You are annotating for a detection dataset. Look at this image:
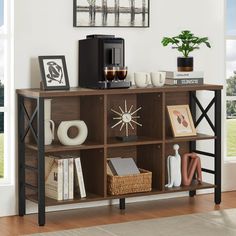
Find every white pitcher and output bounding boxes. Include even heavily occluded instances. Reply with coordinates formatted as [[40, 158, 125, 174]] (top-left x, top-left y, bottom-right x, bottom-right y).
[[44, 99, 55, 145], [44, 119, 55, 145]]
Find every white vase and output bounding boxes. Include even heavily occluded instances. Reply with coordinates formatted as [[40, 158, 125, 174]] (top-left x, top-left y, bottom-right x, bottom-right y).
[[44, 99, 55, 145], [44, 99, 52, 120], [44, 119, 55, 145], [57, 120, 88, 146]]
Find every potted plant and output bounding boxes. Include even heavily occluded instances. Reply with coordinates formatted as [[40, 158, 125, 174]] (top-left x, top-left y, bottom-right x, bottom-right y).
[[161, 30, 211, 72]]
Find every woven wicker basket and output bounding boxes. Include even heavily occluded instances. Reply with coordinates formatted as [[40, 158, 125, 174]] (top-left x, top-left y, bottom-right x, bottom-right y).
[[107, 169, 152, 195]]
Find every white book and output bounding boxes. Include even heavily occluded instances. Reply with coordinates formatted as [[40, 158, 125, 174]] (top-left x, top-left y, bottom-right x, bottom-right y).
[[165, 78, 204, 85], [74, 157, 86, 198], [68, 158, 74, 200], [63, 159, 69, 200], [45, 156, 63, 201], [164, 71, 204, 79]]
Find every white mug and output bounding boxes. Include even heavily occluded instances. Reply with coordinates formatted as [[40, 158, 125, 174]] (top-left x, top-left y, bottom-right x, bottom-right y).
[[151, 72, 166, 87], [134, 72, 150, 88]]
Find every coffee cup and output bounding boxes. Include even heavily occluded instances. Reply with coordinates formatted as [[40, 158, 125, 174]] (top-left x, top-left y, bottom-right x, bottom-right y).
[[151, 72, 166, 87], [134, 72, 150, 88]]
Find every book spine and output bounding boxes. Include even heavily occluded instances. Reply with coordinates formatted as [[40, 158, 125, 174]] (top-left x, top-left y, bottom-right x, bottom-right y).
[[165, 78, 204, 85], [63, 159, 69, 200], [166, 72, 204, 79], [75, 158, 86, 198], [68, 158, 74, 200], [107, 160, 118, 175], [57, 159, 63, 201]]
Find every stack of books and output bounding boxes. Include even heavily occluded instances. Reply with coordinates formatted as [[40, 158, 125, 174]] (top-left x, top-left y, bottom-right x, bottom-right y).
[[164, 71, 204, 85], [45, 155, 86, 201]]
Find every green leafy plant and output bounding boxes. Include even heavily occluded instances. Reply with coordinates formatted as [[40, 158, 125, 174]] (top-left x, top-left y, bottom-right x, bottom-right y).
[[161, 30, 211, 58]]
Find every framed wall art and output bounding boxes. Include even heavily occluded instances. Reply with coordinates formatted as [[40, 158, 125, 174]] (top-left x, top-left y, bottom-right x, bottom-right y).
[[38, 55, 70, 90], [73, 0, 150, 27], [167, 105, 197, 137]]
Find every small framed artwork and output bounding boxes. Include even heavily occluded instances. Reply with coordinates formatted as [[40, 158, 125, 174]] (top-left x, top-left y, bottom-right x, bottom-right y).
[[73, 0, 150, 28], [167, 105, 197, 137], [38, 55, 70, 90]]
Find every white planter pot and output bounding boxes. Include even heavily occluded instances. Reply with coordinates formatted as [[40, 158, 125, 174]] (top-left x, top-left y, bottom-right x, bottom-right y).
[[57, 120, 88, 146]]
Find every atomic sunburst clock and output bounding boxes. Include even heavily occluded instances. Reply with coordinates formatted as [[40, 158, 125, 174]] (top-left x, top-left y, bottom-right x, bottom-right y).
[[111, 100, 142, 141]]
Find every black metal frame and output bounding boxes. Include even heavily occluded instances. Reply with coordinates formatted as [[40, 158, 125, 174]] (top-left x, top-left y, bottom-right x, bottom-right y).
[[17, 88, 221, 226], [189, 90, 221, 204], [18, 95, 45, 226]]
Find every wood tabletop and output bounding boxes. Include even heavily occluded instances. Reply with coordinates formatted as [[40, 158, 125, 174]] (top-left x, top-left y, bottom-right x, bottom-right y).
[[16, 84, 223, 98]]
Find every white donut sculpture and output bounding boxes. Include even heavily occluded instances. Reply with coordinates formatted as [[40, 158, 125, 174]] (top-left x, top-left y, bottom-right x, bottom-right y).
[[57, 120, 88, 146]]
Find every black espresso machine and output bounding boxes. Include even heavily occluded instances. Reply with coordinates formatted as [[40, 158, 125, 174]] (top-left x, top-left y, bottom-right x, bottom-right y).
[[79, 35, 131, 89]]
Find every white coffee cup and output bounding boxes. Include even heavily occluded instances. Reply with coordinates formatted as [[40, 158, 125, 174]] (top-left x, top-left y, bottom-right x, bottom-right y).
[[134, 72, 150, 88], [151, 72, 166, 87]]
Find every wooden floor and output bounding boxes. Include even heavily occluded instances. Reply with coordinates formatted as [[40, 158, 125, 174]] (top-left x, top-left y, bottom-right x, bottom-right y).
[[1, 191, 236, 236]]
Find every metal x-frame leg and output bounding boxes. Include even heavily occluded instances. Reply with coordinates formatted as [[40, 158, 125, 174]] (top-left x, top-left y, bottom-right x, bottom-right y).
[[189, 90, 221, 204], [18, 95, 45, 226]]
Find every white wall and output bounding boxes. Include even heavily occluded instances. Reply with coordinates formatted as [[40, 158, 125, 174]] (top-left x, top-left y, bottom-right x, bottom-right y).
[[10, 0, 226, 216], [14, 0, 225, 88]]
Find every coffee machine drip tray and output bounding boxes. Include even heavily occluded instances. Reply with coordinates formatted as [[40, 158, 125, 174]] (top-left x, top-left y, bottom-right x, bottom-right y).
[[98, 81, 132, 89]]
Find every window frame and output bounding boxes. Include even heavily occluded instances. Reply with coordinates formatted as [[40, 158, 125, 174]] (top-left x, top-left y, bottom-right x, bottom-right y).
[[0, 0, 14, 184], [225, 32, 236, 161]]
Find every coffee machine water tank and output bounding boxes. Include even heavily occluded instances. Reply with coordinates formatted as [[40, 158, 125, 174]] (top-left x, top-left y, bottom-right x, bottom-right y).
[[79, 35, 131, 89]]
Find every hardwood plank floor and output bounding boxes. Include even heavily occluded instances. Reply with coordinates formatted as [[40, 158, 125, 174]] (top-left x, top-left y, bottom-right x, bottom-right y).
[[1, 191, 236, 236]]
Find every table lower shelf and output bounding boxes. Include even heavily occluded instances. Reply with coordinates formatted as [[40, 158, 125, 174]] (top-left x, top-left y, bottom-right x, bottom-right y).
[[26, 182, 215, 207]]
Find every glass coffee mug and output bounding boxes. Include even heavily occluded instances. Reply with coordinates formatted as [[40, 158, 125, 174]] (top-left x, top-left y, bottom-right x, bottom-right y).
[[104, 66, 116, 81], [116, 66, 128, 80]]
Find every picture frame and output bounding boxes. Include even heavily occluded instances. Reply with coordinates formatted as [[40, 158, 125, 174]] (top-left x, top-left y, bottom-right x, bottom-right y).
[[73, 0, 150, 28], [38, 55, 70, 90], [167, 105, 197, 137]]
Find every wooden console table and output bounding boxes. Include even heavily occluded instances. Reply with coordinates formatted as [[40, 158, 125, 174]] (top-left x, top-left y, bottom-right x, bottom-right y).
[[17, 84, 222, 226]]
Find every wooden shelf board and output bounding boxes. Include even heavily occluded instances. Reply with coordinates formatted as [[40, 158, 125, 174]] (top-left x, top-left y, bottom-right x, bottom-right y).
[[16, 84, 223, 98], [165, 133, 216, 143], [27, 193, 105, 206], [107, 136, 163, 148], [164, 182, 216, 193], [27, 190, 163, 206], [26, 141, 104, 153], [26, 182, 215, 207]]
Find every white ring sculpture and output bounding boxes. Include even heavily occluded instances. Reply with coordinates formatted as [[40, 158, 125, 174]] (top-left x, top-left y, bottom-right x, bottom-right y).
[[57, 120, 88, 146]]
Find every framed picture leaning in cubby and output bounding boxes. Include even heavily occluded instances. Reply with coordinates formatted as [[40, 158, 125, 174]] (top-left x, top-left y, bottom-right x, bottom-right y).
[[38, 55, 70, 90], [167, 105, 197, 137]]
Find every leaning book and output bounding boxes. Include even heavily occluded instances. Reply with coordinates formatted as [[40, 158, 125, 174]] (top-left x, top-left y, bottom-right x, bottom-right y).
[[74, 157, 86, 198], [45, 156, 63, 201]]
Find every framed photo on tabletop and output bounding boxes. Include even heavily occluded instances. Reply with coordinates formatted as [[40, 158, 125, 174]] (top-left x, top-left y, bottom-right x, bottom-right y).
[[167, 105, 197, 137], [38, 55, 70, 90]]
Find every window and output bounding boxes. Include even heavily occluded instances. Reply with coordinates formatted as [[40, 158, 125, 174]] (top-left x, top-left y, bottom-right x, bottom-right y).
[[0, 0, 12, 181], [226, 0, 236, 159], [0, 0, 5, 178]]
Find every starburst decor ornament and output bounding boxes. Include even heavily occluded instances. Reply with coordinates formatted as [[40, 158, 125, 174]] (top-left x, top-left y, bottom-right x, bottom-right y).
[[111, 100, 142, 141]]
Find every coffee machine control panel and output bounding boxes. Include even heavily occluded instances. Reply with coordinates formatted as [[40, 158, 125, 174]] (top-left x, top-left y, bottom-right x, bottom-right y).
[[104, 41, 124, 67]]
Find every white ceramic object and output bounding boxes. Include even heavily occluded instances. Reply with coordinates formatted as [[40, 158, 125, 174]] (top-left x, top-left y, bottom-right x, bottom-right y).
[[134, 72, 150, 88], [165, 144, 182, 188], [57, 120, 88, 146], [44, 99, 55, 145], [44, 119, 55, 145], [151, 72, 166, 87], [44, 99, 52, 120]]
